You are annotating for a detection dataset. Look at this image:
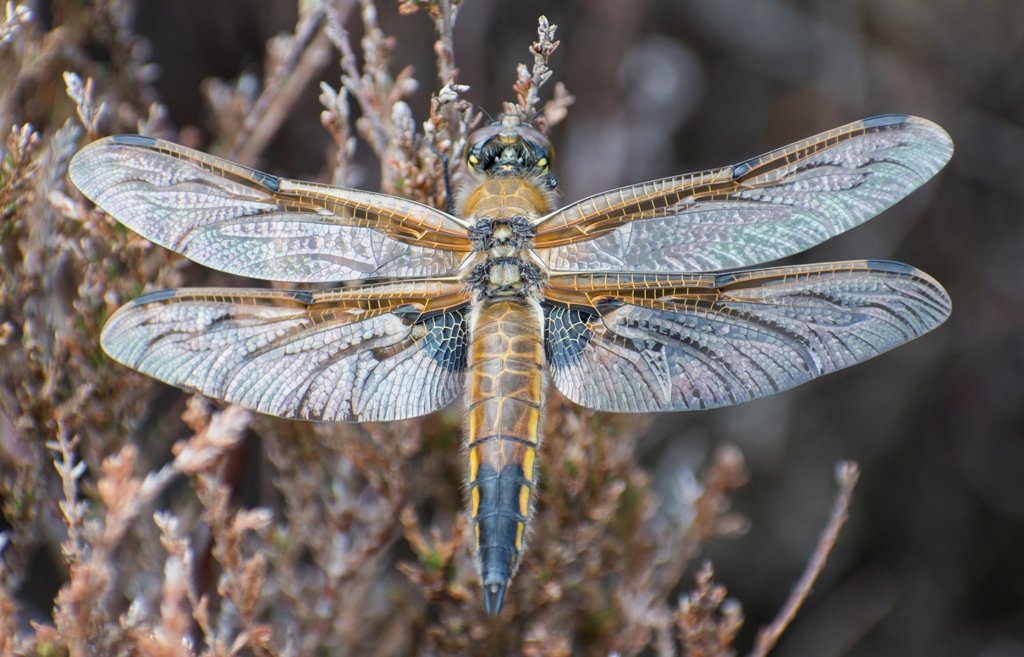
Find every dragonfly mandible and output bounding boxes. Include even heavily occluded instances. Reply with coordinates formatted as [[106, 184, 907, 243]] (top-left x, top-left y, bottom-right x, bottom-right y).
[[69, 113, 953, 615]]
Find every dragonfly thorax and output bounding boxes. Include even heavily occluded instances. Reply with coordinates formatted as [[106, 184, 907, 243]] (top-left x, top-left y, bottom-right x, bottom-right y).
[[466, 256, 543, 298], [469, 216, 536, 253], [465, 216, 544, 297]]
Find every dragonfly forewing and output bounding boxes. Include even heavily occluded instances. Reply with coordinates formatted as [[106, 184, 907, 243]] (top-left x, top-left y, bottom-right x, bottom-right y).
[[534, 115, 953, 273], [69, 135, 472, 282]]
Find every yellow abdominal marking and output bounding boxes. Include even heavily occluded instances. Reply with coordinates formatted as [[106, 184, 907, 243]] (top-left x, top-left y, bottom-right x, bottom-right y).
[[515, 522, 524, 551], [525, 409, 540, 443], [518, 484, 530, 518], [522, 448, 535, 481]]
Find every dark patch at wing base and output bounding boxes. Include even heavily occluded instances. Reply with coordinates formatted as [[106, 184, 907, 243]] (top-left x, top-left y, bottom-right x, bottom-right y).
[[544, 305, 597, 369], [421, 309, 469, 372]]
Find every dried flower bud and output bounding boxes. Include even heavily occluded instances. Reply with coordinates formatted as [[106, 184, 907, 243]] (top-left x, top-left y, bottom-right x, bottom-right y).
[[0, 2, 31, 46], [63, 71, 106, 136]]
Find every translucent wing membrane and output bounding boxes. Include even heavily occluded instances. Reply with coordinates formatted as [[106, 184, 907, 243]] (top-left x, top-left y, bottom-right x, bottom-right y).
[[100, 279, 471, 421], [535, 115, 953, 273], [69, 135, 471, 282], [544, 261, 951, 412]]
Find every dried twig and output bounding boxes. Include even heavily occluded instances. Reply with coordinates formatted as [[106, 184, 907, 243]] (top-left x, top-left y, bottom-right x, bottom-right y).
[[505, 16, 565, 126], [47, 425, 86, 565], [231, 4, 340, 166], [747, 461, 861, 657], [319, 79, 357, 186], [63, 72, 106, 140], [399, 0, 463, 87], [324, 0, 420, 194], [0, 123, 39, 224], [677, 562, 744, 657], [0, 2, 31, 46]]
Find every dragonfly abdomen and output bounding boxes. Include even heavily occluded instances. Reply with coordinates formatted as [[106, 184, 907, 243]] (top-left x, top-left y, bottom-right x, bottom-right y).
[[466, 298, 545, 616]]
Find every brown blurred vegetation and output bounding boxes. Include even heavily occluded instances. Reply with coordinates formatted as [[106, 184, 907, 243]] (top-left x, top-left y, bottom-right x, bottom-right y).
[[1, 1, 1022, 656]]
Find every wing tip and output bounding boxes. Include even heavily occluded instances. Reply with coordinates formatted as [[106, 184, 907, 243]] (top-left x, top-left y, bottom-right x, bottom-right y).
[[73, 134, 283, 192], [863, 258, 945, 289], [864, 114, 954, 163], [130, 288, 181, 304], [865, 258, 953, 323], [69, 135, 158, 200], [99, 288, 181, 363], [731, 114, 954, 181]]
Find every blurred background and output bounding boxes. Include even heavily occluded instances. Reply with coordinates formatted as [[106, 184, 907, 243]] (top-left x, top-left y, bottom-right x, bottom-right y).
[[6, 0, 1024, 655]]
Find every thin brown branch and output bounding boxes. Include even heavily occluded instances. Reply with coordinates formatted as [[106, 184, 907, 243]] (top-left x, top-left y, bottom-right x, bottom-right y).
[[747, 461, 861, 657], [431, 0, 460, 88], [233, 28, 333, 167], [47, 425, 86, 564], [229, 2, 345, 166]]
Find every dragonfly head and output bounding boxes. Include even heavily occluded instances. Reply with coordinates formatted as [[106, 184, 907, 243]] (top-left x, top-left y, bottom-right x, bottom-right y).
[[465, 115, 553, 182]]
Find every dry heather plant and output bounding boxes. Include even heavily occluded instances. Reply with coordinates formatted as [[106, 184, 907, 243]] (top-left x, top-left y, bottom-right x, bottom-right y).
[[0, 1, 858, 655]]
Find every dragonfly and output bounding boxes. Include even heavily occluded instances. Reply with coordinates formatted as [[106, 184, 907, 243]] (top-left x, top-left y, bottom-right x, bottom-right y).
[[69, 113, 953, 615]]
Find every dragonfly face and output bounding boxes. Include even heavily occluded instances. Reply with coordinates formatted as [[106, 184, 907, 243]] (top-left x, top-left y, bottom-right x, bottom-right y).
[[69, 113, 954, 616], [464, 114, 553, 179]]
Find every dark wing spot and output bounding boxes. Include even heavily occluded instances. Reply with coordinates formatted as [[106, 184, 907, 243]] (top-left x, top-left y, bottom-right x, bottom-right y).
[[865, 259, 916, 275], [545, 305, 597, 368], [111, 134, 158, 146], [251, 170, 281, 192], [862, 114, 910, 129], [420, 309, 468, 372]]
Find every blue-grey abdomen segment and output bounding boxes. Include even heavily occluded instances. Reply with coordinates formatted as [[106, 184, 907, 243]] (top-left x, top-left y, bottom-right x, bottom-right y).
[[474, 461, 532, 615]]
